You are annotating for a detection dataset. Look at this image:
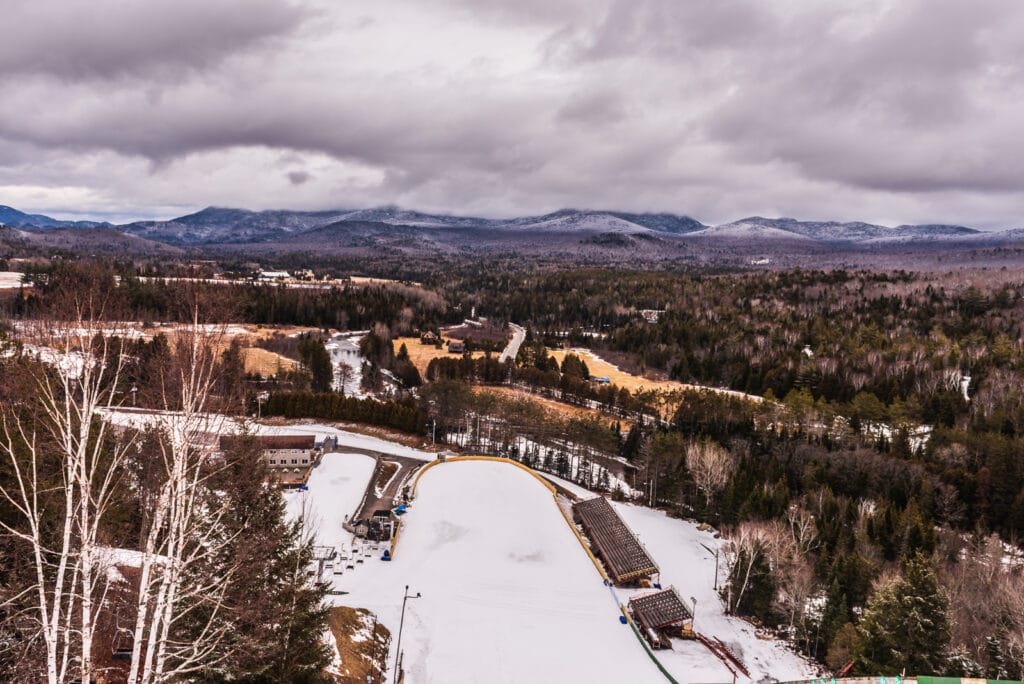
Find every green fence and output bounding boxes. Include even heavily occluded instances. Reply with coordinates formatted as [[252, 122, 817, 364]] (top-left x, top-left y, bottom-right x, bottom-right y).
[[785, 677, 1024, 684]]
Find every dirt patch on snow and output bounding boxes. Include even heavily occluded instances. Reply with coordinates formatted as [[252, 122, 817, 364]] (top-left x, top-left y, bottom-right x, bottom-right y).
[[327, 606, 391, 683]]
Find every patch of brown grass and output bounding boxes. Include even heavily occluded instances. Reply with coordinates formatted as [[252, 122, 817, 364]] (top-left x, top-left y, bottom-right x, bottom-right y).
[[240, 346, 296, 376], [474, 386, 632, 428], [327, 606, 391, 684], [393, 336, 487, 376]]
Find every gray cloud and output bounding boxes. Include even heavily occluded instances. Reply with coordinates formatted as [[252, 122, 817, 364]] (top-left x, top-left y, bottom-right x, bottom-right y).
[[0, 0, 307, 81], [1, 0, 1024, 228]]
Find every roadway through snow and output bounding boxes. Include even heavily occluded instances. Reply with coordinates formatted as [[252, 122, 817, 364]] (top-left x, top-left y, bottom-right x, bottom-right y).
[[498, 322, 526, 363]]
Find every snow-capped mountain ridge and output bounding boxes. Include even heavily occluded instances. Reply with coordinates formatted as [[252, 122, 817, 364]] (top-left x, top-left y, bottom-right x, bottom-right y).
[[0, 202, 1012, 247], [0, 205, 111, 229], [710, 216, 980, 243]]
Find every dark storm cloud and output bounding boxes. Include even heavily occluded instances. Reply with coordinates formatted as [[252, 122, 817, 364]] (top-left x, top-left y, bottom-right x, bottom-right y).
[[557, 90, 628, 126], [0, 0, 307, 80], [2, 0, 1024, 227]]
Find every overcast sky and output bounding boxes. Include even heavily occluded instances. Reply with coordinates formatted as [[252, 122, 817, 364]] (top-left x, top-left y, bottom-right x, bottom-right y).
[[3, 0, 1024, 227]]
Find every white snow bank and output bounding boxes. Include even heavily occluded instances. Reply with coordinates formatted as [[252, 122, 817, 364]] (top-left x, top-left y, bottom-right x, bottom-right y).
[[540, 472, 600, 500], [96, 410, 434, 462], [329, 460, 665, 684], [0, 271, 24, 289], [95, 546, 171, 569], [98, 408, 235, 435], [262, 423, 433, 461]]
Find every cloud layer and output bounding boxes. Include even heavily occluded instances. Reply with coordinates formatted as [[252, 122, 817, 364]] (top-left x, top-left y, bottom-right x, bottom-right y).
[[2, 0, 1024, 227]]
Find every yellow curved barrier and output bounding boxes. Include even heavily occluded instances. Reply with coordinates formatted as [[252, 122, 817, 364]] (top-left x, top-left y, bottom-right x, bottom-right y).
[[398, 455, 609, 581]]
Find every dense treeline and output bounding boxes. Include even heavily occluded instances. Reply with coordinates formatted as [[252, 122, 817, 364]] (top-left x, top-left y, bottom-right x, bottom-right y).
[[262, 392, 426, 434], [423, 346, 658, 420], [7, 262, 457, 331], [627, 388, 1024, 676]]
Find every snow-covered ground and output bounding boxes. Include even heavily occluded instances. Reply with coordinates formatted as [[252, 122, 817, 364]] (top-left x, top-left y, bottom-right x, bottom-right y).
[[612, 502, 821, 683], [97, 409, 435, 462], [318, 460, 665, 684], [488, 434, 638, 496], [325, 332, 367, 397], [0, 271, 24, 289], [285, 452, 377, 548], [262, 423, 434, 461], [97, 408, 237, 435], [540, 472, 600, 500]]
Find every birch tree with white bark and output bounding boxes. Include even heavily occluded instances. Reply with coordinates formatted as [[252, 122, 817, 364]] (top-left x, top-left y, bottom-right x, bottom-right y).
[[126, 318, 241, 683], [0, 299, 136, 683], [685, 438, 735, 513], [0, 296, 243, 683]]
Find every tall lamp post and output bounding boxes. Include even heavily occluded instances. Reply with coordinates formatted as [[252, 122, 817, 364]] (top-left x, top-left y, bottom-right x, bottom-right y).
[[393, 585, 420, 683], [700, 542, 720, 591]]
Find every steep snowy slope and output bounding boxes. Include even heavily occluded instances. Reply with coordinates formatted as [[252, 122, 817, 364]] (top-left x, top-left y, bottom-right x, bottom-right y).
[[324, 460, 664, 683]]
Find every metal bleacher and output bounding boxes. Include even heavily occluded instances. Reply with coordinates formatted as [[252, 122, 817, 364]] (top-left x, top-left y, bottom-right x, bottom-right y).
[[629, 586, 692, 630], [573, 496, 658, 585]]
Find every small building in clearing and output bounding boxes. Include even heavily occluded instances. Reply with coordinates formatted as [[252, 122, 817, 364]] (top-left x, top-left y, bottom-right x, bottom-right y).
[[218, 434, 331, 488], [447, 339, 466, 354]]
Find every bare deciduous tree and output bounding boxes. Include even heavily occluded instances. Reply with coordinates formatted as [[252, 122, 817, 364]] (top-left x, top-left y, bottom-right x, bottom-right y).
[[1, 302, 245, 684], [334, 361, 354, 397], [685, 438, 735, 512], [128, 317, 242, 684], [722, 522, 769, 614], [1, 306, 136, 684]]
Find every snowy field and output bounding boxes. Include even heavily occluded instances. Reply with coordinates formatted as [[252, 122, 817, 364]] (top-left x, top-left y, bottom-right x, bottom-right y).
[[325, 332, 366, 397], [323, 460, 665, 684], [285, 452, 376, 548], [612, 502, 821, 683], [0, 271, 24, 289]]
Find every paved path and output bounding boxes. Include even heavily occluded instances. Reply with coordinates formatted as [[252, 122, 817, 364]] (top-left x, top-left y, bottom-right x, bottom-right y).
[[346, 449, 428, 520], [498, 322, 526, 363]]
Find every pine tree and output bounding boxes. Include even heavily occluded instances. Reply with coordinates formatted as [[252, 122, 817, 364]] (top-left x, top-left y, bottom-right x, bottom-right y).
[[197, 433, 331, 683], [855, 554, 951, 676], [826, 622, 859, 672]]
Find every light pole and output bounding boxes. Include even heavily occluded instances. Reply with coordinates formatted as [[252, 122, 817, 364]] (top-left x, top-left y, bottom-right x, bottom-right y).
[[393, 585, 420, 683], [700, 542, 719, 591]]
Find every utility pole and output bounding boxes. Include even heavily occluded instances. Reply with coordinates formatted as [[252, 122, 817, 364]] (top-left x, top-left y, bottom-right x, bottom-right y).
[[393, 585, 420, 683], [700, 542, 719, 591], [256, 390, 269, 419]]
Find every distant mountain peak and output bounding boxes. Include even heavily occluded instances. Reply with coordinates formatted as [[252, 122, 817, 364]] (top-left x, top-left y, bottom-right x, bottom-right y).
[[0, 204, 111, 229]]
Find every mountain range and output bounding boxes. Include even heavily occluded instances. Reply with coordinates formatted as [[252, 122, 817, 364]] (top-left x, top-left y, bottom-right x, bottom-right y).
[[1, 204, 1016, 256], [0, 205, 112, 229]]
